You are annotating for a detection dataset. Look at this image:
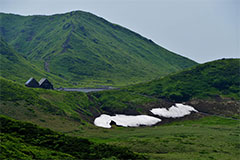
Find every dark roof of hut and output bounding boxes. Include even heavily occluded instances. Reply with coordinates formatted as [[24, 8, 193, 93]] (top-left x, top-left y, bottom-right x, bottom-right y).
[[25, 77, 39, 88], [39, 78, 53, 89], [39, 78, 48, 85], [25, 77, 33, 85], [25, 77, 38, 85]]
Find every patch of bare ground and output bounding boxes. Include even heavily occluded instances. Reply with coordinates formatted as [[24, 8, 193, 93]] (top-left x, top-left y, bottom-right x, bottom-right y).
[[186, 98, 240, 118], [132, 97, 239, 125]]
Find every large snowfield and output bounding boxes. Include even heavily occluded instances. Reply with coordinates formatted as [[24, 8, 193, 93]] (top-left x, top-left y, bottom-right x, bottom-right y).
[[150, 103, 198, 118], [94, 114, 161, 128], [94, 103, 198, 128]]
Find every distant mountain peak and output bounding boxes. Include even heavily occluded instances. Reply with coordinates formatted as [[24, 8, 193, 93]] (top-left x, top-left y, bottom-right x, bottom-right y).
[[0, 11, 197, 87]]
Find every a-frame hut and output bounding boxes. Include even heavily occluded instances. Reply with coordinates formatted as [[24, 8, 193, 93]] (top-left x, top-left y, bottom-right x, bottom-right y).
[[25, 77, 39, 88], [39, 78, 53, 89]]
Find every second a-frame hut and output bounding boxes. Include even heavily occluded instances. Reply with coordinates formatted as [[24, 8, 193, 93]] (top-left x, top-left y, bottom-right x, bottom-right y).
[[39, 78, 53, 89], [25, 77, 39, 88]]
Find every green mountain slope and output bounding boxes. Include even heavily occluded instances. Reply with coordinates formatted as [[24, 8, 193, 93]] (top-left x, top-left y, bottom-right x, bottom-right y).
[[0, 38, 69, 86], [0, 115, 142, 159], [1, 59, 239, 130], [92, 59, 240, 115], [0, 38, 41, 82], [0, 59, 239, 160], [0, 11, 197, 86], [127, 58, 240, 101], [0, 77, 100, 132]]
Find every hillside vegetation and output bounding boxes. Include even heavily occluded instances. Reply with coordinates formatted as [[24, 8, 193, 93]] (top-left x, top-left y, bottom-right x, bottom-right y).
[[0, 37, 69, 86], [127, 58, 240, 101], [0, 11, 197, 86], [1, 59, 239, 131], [0, 59, 239, 160], [0, 115, 142, 159], [78, 116, 240, 160], [1, 76, 239, 160], [0, 77, 100, 132], [92, 59, 240, 115], [0, 10, 239, 160], [1, 59, 239, 126]]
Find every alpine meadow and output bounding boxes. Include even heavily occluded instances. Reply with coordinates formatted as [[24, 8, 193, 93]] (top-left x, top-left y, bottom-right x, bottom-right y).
[[0, 9, 239, 160]]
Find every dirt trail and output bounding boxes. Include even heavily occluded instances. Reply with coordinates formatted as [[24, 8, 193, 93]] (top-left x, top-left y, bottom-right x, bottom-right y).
[[44, 61, 50, 72]]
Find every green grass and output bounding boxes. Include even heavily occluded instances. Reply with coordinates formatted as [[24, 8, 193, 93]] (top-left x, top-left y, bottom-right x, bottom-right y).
[[0, 77, 99, 132], [93, 59, 240, 110], [0, 133, 75, 160], [126, 59, 240, 101], [0, 37, 71, 87], [0, 77, 155, 127], [0, 115, 143, 159], [0, 77, 93, 116], [0, 11, 197, 87], [71, 116, 240, 160], [86, 59, 240, 117], [1, 59, 239, 128], [92, 89, 156, 114], [0, 58, 239, 159]]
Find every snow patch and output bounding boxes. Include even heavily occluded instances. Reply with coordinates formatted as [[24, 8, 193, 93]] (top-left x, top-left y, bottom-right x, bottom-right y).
[[150, 103, 198, 118], [94, 114, 161, 128]]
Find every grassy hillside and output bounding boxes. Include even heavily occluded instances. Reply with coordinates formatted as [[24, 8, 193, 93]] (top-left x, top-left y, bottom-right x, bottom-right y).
[[127, 58, 240, 101], [1, 77, 239, 160], [0, 59, 239, 160], [91, 59, 240, 115], [0, 77, 101, 132], [0, 11, 197, 86], [0, 76, 155, 131], [1, 113, 239, 160], [1, 59, 239, 127], [0, 37, 71, 86], [0, 115, 142, 159], [0, 37, 42, 82], [77, 116, 240, 160]]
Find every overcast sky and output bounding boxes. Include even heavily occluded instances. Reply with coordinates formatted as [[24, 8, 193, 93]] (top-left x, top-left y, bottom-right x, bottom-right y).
[[1, 0, 239, 63]]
